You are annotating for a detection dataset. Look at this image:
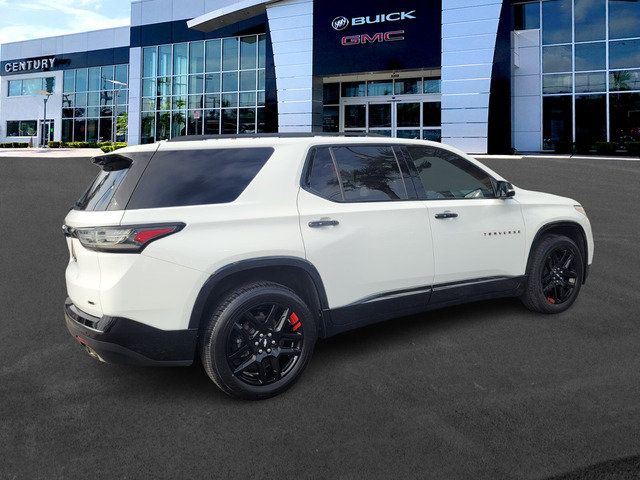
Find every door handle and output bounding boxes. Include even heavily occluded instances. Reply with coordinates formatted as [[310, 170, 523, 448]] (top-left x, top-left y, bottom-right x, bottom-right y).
[[308, 219, 339, 228], [434, 212, 458, 219]]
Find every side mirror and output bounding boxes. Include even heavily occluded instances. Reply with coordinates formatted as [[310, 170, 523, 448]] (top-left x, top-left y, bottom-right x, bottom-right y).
[[496, 180, 515, 198]]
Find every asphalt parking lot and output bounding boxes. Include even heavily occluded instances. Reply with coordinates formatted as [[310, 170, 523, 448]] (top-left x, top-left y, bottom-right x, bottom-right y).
[[1, 153, 639, 479]]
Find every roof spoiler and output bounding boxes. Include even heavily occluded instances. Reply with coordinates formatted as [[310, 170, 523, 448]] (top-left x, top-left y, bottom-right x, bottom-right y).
[[92, 153, 132, 171]]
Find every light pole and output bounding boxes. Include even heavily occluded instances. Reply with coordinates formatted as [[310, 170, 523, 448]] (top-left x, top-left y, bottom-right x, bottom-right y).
[[38, 90, 53, 147], [106, 79, 128, 142]]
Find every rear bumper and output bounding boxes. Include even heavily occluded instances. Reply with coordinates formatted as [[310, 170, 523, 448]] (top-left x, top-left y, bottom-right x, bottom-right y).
[[64, 298, 197, 366]]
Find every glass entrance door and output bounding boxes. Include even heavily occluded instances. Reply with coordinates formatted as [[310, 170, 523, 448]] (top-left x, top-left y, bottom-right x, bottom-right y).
[[341, 96, 441, 140], [40, 120, 54, 146]]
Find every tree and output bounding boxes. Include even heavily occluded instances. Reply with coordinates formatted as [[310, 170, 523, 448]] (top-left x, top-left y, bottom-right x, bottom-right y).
[[116, 112, 128, 137]]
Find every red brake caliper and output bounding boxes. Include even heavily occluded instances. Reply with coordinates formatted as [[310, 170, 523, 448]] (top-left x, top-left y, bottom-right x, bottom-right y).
[[289, 312, 302, 331], [547, 296, 556, 304]]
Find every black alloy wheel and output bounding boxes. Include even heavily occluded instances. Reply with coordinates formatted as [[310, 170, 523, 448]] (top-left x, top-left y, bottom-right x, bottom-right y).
[[521, 234, 584, 314], [541, 246, 579, 305], [200, 281, 317, 399], [226, 303, 304, 386]]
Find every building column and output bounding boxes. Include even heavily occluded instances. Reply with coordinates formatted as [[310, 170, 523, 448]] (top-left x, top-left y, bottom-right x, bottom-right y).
[[127, 47, 142, 145], [266, 0, 321, 132], [441, 0, 502, 154]]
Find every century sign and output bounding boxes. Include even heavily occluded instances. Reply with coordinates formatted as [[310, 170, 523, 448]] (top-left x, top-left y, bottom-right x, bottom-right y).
[[4, 57, 57, 73]]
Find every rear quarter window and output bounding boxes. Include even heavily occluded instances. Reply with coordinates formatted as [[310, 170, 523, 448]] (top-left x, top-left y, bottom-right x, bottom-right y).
[[126, 147, 273, 209]]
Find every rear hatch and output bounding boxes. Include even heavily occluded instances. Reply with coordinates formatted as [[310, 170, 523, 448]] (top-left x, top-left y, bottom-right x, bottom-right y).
[[63, 146, 158, 317]]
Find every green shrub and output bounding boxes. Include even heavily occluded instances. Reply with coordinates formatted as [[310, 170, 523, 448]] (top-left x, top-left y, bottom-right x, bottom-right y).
[[595, 142, 617, 155], [48, 141, 61, 148], [625, 142, 640, 157], [100, 142, 127, 153]]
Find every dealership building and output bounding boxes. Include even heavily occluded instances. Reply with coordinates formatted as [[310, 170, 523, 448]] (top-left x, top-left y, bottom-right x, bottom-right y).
[[1, 0, 640, 153]]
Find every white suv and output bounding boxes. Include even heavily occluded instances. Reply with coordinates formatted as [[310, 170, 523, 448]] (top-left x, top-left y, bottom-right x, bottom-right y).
[[63, 135, 593, 399]]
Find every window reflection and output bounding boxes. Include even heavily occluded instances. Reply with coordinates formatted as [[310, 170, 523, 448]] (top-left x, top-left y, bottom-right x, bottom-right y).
[[609, 0, 640, 40], [574, 0, 605, 41], [610, 39, 640, 70], [575, 42, 606, 71], [542, 0, 572, 44]]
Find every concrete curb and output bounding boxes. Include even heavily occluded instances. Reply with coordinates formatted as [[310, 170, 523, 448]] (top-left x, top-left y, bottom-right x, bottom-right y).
[[475, 154, 640, 162]]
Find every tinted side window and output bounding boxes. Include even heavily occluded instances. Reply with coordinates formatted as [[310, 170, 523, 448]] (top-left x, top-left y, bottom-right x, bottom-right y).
[[127, 147, 273, 209], [331, 145, 408, 202], [405, 146, 495, 199], [305, 147, 342, 201]]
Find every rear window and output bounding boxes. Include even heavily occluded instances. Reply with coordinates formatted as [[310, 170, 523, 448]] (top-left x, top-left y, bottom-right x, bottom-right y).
[[74, 151, 155, 211], [126, 147, 273, 209]]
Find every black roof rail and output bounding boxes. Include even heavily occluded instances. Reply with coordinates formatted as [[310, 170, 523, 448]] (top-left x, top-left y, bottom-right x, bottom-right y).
[[167, 132, 385, 142]]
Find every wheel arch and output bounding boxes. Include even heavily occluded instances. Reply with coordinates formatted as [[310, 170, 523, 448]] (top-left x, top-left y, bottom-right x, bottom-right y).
[[189, 257, 331, 337], [527, 221, 589, 283]]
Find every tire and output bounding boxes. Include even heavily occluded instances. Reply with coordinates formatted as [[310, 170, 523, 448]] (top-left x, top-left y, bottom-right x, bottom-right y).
[[520, 234, 584, 314], [199, 281, 317, 400]]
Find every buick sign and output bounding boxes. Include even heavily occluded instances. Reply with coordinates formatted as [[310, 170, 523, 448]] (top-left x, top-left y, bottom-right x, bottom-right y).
[[332, 16, 349, 30]]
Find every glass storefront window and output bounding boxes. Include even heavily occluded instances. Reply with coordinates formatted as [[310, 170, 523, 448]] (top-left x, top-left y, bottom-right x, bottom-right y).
[[158, 45, 172, 77], [141, 34, 267, 142], [543, 95, 573, 149], [610, 39, 640, 70], [394, 78, 421, 95], [323, 83, 340, 104], [240, 70, 256, 91], [342, 82, 366, 97], [543, 74, 573, 94], [542, 0, 572, 44], [514, 2, 540, 30], [258, 36, 266, 69], [61, 64, 128, 142], [610, 92, 640, 142], [8, 80, 22, 96], [143, 47, 156, 78], [75, 68, 88, 92], [424, 78, 441, 93], [88, 67, 101, 91], [575, 42, 606, 71], [609, 0, 640, 40], [240, 36, 257, 70], [221, 108, 237, 133], [367, 80, 393, 96], [189, 41, 204, 74], [543, 45, 572, 73], [222, 38, 239, 71], [222, 72, 238, 92], [575, 72, 606, 92], [173, 43, 188, 76], [115, 64, 128, 85], [206, 39, 221, 72], [423, 102, 441, 126], [574, 0, 605, 42], [575, 94, 607, 144], [323, 106, 339, 132], [63, 70, 75, 93], [610, 70, 640, 91], [344, 104, 366, 128], [204, 109, 220, 134], [397, 103, 420, 127]]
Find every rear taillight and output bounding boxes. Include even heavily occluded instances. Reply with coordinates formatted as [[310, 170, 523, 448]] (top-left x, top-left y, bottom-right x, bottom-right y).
[[69, 223, 185, 253]]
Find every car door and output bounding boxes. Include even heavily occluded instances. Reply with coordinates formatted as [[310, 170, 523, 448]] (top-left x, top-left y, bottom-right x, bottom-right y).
[[401, 145, 526, 300], [297, 144, 434, 328]]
